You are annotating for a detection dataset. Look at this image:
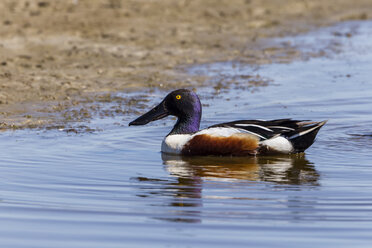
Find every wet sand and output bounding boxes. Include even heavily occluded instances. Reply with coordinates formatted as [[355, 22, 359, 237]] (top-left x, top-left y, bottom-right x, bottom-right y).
[[0, 0, 371, 129]]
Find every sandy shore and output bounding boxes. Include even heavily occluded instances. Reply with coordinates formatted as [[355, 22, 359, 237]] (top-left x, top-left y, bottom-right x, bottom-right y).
[[0, 0, 371, 129]]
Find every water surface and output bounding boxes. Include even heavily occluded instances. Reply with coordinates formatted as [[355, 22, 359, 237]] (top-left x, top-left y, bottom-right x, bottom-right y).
[[1, 21, 372, 247]]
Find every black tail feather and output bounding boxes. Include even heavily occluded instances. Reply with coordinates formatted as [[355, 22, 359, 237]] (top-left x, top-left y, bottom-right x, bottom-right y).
[[286, 121, 327, 152]]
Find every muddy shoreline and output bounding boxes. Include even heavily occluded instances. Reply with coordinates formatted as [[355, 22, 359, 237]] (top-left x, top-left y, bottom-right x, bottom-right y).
[[0, 0, 371, 130]]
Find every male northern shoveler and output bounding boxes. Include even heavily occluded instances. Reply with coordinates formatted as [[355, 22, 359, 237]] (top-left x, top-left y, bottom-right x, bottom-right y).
[[129, 89, 326, 156]]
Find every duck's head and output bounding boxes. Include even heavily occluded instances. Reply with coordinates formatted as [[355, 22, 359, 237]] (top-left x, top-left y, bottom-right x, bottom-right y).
[[129, 89, 202, 134]]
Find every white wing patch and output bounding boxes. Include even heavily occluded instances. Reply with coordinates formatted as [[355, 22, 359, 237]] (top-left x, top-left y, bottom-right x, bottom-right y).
[[197, 127, 267, 139], [234, 128, 267, 139], [195, 127, 242, 137], [234, 124, 273, 132], [268, 126, 295, 131]]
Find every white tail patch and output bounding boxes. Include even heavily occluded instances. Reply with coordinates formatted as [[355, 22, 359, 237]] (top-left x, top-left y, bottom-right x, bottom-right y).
[[260, 136, 294, 154]]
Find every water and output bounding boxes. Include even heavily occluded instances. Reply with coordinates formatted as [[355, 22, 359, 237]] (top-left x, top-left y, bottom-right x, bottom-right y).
[[1, 21, 372, 247]]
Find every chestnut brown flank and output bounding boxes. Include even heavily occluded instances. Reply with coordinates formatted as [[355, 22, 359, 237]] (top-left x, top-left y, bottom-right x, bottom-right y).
[[182, 133, 259, 156]]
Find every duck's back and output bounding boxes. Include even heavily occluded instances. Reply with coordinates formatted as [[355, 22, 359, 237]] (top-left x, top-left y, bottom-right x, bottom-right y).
[[161, 119, 326, 156]]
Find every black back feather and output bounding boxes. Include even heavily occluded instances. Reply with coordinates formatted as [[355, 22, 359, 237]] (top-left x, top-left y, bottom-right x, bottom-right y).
[[209, 119, 326, 152], [209, 119, 307, 140]]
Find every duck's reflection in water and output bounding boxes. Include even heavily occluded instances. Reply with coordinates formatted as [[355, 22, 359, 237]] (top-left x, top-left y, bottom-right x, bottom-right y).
[[135, 154, 319, 223], [163, 153, 319, 185]]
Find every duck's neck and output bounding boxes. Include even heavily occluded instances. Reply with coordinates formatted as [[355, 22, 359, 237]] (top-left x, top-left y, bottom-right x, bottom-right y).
[[169, 114, 201, 135]]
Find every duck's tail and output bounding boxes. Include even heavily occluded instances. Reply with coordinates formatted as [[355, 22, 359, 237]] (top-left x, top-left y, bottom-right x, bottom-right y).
[[285, 120, 327, 153]]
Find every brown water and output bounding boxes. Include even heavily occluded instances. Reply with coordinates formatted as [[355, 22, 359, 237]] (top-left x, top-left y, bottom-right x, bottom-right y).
[[0, 21, 372, 247]]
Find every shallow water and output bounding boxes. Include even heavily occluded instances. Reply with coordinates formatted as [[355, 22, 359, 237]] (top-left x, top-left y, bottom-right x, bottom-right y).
[[1, 21, 372, 247]]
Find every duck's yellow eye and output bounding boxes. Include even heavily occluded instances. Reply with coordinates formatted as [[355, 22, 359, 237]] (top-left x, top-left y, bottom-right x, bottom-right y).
[[176, 95, 181, 100]]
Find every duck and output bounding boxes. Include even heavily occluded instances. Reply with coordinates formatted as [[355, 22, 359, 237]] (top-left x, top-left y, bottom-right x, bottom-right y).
[[129, 89, 326, 156]]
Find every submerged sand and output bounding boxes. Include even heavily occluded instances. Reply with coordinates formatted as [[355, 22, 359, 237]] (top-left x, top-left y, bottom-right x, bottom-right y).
[[0, 0, 371, 129]]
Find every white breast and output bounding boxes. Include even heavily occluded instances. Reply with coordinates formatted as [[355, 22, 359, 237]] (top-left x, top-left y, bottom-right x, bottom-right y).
[[161, 134, 192, 155]]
